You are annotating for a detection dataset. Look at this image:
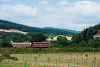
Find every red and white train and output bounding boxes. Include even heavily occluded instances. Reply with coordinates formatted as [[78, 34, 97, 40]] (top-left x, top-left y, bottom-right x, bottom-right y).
[[12, 42, 51, 48]]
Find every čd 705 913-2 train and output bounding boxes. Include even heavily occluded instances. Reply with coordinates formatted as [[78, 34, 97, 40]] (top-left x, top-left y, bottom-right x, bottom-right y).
[[12, 42, 51, 48]]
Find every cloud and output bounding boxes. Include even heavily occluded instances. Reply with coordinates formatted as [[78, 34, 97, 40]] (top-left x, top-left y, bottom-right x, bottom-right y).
[[0, 4, 39, 19], [38, 0, 49, 5], [18, 15, 96, 31], [0, 0, 13, 4], [36, 0, 100, 30], [58, 0, 68, 6], [0, 0, 100, 31], [66, 22, 95, 31], [58, 1, 100, 23], [73, 1, 100, 22]]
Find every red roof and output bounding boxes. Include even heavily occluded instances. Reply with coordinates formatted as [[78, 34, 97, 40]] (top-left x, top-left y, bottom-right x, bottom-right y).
[[94, 30, 100, 35]]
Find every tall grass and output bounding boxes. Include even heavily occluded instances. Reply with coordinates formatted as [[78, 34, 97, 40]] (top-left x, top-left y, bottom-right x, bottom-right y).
[[0, 53, 100, 67]]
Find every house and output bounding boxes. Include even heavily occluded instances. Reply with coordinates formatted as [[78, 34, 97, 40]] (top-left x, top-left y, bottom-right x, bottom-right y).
[[93, 30, 100, 40], [31, 42, 51, 48], [66, 36, 72, 41], [47, 35, 72, 41], [46, 36, 57, 41], [12, 42, 31, 48]]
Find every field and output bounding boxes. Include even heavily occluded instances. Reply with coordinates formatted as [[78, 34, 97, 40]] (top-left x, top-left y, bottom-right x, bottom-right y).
[[0, 52, 100, 67]]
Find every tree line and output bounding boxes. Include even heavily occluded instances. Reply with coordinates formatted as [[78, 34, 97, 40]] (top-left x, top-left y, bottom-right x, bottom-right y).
[[0, 24, 100, 51]]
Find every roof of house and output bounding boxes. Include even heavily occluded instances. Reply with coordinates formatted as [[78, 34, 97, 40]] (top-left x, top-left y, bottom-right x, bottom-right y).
[[94, 30, 100, 35]]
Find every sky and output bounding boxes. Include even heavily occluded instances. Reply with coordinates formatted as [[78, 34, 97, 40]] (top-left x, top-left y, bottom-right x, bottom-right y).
[[0, 0, 100, 31]]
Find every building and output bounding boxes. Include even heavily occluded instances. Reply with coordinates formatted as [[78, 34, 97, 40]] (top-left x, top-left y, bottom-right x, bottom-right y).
[[66, 36, 72, 41], [47, 35, 72, 41], [12, 42, 31, 48], [46, 36, 57, 41], [31, 42, 51, 48], [93, 30, 100, 40]]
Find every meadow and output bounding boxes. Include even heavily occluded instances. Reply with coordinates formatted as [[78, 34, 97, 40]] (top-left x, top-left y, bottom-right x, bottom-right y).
[[0, 52, 100, 67]]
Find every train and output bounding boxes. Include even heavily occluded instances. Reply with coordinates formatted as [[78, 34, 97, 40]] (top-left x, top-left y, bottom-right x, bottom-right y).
[[12, 42, 51, 48]]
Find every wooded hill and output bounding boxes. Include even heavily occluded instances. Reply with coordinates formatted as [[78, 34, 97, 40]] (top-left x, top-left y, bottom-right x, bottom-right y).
[[0, 20, 77, 35], [72, 24, 100, 43]]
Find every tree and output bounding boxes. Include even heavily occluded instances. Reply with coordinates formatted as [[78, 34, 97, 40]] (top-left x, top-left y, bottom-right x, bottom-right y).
[[29, 32, 46, 42], [0, 39, 3, 47], [79, 40, 87, 47], [88, 39, 100, 48], [57, 36, 69, 47], [72, 35, 79, 44], [0, 34, 12, 47]]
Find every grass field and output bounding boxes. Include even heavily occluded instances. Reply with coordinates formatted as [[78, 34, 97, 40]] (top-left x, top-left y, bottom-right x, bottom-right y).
[[0, 52, 100, 67]]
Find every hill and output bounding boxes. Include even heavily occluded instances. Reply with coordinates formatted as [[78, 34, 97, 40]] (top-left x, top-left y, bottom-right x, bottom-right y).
[[72, 24, 100, 43], [0, 29, 27, 35], [0, 19, 78, 35]]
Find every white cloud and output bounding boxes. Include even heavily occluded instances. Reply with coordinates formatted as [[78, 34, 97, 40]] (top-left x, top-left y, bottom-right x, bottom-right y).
[[18, 15, 96, 31], [0, 9, 8, 18], [66, 22, 95, 31], [0, 0, 100, 31], [0, 4, 39, 18], [35, 0, 100, 30], [74, 1, 100, 20], [58, 0, 68, 6], [38, 0, 48, 5], [45, 1, 100, 24]]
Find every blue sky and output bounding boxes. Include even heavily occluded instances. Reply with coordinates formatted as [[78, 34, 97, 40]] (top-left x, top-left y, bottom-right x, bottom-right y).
[[0, 0, 100, 31]]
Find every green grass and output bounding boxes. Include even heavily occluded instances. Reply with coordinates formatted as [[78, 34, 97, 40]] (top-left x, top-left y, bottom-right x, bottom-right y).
[[0, 48, 99, 54]]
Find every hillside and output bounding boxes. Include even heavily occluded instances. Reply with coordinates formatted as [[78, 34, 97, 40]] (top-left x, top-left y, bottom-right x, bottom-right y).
[[82, 24, 100, 40], [72, 24, 100, 43], [0, 19, 78, 35], [0, 29, 27, 35], [0, 20, 42, 32]]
